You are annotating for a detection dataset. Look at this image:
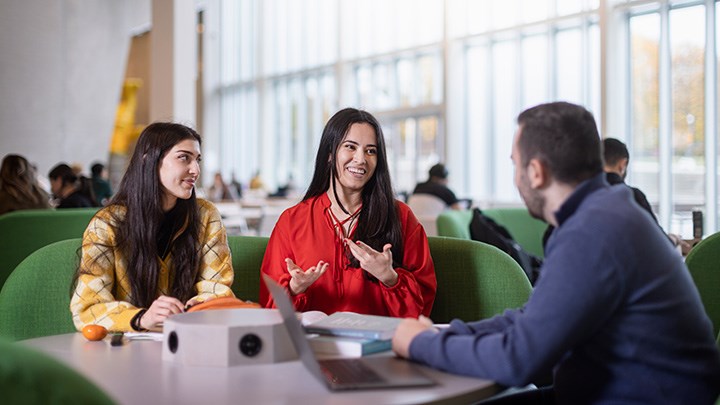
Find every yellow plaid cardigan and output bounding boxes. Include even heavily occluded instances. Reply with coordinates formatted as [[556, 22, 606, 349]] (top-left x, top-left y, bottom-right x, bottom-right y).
[[70, 199, 235, 332]]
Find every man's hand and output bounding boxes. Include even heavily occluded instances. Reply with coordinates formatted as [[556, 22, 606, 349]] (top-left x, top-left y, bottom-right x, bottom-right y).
[[345, 239, 398, 287], [392, 315, 435, 358], [287, 258, 328, 295]]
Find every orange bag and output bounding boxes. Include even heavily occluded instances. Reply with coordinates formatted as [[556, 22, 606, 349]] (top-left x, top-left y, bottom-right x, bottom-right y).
[[186, 296, 261, 312]]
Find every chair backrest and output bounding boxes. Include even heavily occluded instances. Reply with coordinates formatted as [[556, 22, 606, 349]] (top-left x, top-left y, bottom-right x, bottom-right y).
[[436, 209, 473, 239], [482, 208, 547, 258], [0, 236, 270, 341], [407, 194, 448, 237], [0, 239, 81, 341], [428, 236, 532, 323], [685, 231, 720, 338], [227, 235, 269, 302], [0, 208, 97, 290], [0, 338, 116, 404]]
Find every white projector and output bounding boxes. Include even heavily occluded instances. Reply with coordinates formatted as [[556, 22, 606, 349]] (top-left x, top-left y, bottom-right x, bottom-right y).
[[162, 308, 298, 367]]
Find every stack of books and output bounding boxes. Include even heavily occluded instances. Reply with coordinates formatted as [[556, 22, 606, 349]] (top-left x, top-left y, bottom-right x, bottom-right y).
[[303, 311, 402, 357]]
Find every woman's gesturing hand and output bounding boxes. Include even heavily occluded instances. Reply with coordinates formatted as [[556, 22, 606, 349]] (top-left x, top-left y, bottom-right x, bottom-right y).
[[344, 239, 399, 287], [286, 258, 329, 295]]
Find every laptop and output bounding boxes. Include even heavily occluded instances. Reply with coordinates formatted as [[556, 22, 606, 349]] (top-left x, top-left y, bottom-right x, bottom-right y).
[[263, 274, 436, 391]]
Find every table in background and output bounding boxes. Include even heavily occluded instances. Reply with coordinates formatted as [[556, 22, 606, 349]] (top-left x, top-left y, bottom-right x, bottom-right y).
[[24, 333, 499, 405]]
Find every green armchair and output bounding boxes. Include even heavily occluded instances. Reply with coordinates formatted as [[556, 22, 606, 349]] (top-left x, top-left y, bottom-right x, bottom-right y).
[[0, 338, 116, 404], [428, 236, 532, 323], [0, 237, 271, 341], [0, 234, 531, 342], [0, 239, 81, 341], [685, 231, 720, 337], [0, 208, 97, 290], [437, 208, 547, 258], [227, 235, 269, 302]]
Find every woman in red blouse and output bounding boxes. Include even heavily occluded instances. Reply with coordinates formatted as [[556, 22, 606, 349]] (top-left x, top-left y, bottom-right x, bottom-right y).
[[260, 108, 436, 318]]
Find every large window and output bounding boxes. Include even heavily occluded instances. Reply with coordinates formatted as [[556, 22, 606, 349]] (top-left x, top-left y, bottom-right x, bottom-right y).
[[625, 0, 718, 236], [206, 0, 720, 235], [461, 3, 600, 204]]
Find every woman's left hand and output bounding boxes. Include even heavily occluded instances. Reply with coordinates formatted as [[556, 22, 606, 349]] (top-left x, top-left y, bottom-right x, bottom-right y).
[[344, 238, 398, 287]]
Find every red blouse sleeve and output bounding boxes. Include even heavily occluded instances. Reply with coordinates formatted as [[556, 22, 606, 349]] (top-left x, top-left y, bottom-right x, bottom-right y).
[[259, 211, 311, 311], [378, 204, 437, 317]]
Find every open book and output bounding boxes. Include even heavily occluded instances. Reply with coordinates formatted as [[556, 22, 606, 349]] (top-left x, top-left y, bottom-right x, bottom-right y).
[[302, 311, 401, 340]]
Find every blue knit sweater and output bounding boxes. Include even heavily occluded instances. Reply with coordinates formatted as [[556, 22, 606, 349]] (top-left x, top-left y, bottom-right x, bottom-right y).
[[410, 173, 720, 404]]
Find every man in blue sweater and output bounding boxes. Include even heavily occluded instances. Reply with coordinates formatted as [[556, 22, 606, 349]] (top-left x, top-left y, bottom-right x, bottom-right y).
[[392, 102, 720, 404]]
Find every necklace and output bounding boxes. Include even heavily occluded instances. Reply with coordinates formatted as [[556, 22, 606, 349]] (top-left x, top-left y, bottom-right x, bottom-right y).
[[328, 205, 362, 240]]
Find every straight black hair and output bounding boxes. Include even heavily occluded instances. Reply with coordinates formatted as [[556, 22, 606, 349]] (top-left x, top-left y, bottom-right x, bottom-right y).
[[304, 108, 404, 270], [75, 122, 203, 307]]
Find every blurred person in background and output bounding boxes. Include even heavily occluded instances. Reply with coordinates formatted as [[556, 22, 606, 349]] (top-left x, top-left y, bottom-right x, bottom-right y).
[[90, 162, 113, 206], [0, 154, 51, 215], [48, 163, 96, 208]]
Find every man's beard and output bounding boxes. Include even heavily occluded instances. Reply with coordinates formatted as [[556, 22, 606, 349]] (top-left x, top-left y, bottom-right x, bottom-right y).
[[518, 176, 545, 221]]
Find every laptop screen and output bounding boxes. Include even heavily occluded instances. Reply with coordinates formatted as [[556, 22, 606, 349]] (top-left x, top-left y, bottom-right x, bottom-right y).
[[262, 274, 327, 381]]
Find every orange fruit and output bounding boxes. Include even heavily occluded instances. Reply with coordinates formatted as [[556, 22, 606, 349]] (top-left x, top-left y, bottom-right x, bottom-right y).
[[82, 324, 108, 341]]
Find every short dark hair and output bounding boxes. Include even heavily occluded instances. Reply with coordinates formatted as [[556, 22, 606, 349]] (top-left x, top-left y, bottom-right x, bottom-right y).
[[602, 138, 629, 166], [48, 163, 77, 185], [517, 102, 602, 185], [90, 163, 104, 176], [429, 163, 448, 179]]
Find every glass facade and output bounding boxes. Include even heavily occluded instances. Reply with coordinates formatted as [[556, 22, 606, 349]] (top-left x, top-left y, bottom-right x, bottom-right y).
[[206, 0, 720, 236]]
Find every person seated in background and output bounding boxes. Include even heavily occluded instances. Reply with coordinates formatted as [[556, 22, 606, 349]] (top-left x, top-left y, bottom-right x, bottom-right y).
[[249, 170, 265, 190], [268, 174, 298, 198], [412, 163, 464, 210], [208, 171, 238, 202], [90, 162, 113, 206], [48, 163, 96, 208], [0, 154, 51, 215], [603, 137, 690, 251], [70, 122, 236, 332], [230, 172, 243, 198], [393, 102, 720, 404], [260, 108, 436, 318]]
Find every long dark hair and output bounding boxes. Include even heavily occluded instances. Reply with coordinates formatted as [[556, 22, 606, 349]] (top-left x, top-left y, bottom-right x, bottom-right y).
[[304, 108, 404, 269], [0, 154, 48, 207], [86, 122, 202, 307]]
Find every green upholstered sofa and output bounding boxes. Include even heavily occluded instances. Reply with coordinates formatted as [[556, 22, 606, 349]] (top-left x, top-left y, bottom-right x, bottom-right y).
[[0, 208, 98, 291], [685, 231, 720, 338], [0, 338, 116, 405], [0, 237, 268, 341], [437, 208, 548, 258], [0, 236, 530, 341]]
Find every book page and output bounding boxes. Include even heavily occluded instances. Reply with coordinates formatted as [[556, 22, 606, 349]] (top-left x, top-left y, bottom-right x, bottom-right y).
[[300, 310, 328, 326]]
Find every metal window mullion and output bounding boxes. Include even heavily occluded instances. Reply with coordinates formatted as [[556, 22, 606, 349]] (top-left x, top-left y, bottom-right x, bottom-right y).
[[549, 26, 558, 100], [581, 16, 591, 108], [658, 1, 673, 230], [705, 0, 718, 233], [442, 0, 450, 167], [487, 42, 496, 203]]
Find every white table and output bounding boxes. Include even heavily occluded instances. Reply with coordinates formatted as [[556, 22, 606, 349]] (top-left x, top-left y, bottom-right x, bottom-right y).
[[24, 333, 500, 405]]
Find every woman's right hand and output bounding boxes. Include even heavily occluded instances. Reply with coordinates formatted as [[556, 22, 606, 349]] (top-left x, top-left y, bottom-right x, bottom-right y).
[[139, 295, 185, 330], [286, 258, 328, 295]]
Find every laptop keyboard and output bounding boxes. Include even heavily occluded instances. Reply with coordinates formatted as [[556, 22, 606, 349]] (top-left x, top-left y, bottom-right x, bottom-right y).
[[319, 359, 385, 385]]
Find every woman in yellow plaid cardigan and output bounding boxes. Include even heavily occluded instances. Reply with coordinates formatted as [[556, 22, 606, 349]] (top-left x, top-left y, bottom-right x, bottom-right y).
[[70, 123, 235, 332]]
